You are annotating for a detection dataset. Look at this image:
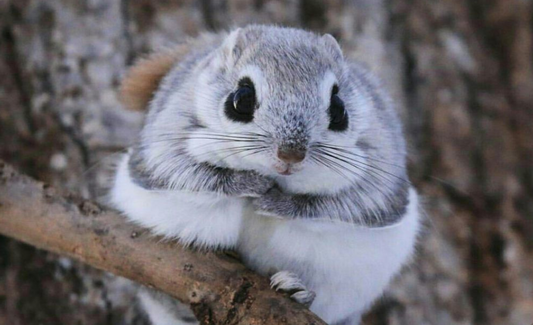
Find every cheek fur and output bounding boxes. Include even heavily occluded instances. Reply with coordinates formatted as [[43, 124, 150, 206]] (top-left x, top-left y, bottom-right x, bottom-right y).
[[276, 162, 355, 195], [224, 146, 277, 174], [186, 137, 222, 164]]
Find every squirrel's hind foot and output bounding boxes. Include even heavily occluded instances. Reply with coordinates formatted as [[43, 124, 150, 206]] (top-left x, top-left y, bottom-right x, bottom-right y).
[[270, 271, 316, 307]]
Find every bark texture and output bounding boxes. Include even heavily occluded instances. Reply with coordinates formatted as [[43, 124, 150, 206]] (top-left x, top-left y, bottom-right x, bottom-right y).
[[0, 160, 326, 325], [0, 0, 532, 324]]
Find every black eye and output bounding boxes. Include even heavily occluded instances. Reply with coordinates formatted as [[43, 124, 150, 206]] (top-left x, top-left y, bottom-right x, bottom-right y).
[[224, 78, 256, 123], [328, 85, 348, 132]]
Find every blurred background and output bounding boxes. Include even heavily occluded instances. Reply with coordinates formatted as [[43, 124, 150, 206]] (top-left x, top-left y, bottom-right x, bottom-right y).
[[1, 0, 533, 324]]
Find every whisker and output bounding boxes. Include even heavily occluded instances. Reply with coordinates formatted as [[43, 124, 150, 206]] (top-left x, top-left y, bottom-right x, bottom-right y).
[[159, 131, 267, 139], [310, 156, 349, 180], [238, 148, 269, 160], [82, 149, 129, 177], [195, 145, 268, 159], [318, 153, 407, 225], [311, 153, 390, 225], [317, 152, 393, 197], [313, 143, 405, 169], [145, 135, 266, 143], [135, 136, 267, 151], [315, 147, 411, 187], [309, 156, 365, 223], [252, 122, 272, 137], [213, 147, 268, 165]]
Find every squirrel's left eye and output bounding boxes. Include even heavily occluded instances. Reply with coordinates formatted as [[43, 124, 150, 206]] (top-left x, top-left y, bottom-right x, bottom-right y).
[[328, 85, 348, 132], [224, 78, 256, 123]]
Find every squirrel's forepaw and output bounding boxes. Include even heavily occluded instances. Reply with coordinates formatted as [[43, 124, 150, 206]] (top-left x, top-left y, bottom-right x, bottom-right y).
[[270, 271, 316, 308], [252, 189, 285, 219], [235, 171, 275, 197]]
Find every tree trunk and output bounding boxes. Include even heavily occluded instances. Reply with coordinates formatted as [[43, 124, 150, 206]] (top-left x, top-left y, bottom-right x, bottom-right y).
[[0, 0, 532, 324]]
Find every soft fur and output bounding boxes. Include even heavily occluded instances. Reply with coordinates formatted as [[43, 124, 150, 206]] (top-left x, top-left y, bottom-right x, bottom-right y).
[[120, 44, 192, 112], [111, 25, 421, 325], [239, 189, 420, 324]]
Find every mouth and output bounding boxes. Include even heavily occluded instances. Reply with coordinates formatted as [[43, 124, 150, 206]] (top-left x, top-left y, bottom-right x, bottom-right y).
[[278, 168, 293, 176], [274, 164, 300, 176]]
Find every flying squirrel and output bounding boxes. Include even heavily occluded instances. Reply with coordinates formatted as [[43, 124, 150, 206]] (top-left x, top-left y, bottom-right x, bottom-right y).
[[111, 25, 421, 325]]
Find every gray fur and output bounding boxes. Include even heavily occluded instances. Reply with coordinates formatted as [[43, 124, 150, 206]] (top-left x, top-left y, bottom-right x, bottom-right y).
[[132, 24, 409, 227], [128, 144, 274, 196], [126, 25, 413, 325], [254, 179, 409, 227]]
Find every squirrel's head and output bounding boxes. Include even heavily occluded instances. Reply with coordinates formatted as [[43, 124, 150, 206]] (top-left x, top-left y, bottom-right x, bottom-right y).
[[130, 25, 406, 195]]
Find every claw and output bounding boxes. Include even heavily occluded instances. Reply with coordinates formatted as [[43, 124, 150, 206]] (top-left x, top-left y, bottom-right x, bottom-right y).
[[270, 271, 315, 307], [291, 290, 316, 307], [271, 271, 306, 291]]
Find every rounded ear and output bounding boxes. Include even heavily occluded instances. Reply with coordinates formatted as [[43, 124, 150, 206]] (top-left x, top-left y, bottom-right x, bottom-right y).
[[221, 27, 264, 65], [321, 33, 343, 62], [221, 28, 243, 63], [120, 44, 191, 111]]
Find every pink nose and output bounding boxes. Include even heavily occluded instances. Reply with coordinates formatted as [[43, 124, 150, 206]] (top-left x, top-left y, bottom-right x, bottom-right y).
[[277, 148, 306, 164]]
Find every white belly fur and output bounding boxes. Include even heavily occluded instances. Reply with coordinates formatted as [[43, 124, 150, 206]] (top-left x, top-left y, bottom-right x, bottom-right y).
[[112, 153, 420, 324], [110, 154, 244, 249], [237, 189, 421, 324]]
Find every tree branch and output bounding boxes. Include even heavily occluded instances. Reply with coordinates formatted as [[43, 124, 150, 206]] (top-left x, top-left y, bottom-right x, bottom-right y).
[[0, 160, 326, 325]]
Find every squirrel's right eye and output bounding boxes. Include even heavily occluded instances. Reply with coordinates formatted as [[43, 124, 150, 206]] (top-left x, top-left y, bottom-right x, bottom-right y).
[[233, 86, 255, 114], [224, 78, 256, 123]]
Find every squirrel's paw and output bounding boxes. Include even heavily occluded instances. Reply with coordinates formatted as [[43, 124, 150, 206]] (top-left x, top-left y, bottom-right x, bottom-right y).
[[252, 187, 286, 218], [270, 271, 316, 307], [235, 171, 275, 198]]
